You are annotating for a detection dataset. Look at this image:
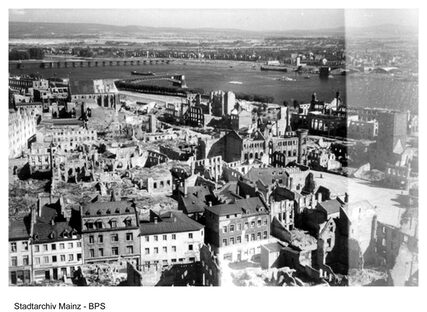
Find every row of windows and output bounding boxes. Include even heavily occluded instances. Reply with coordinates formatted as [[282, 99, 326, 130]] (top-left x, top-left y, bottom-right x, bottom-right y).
[[54, 130, 95, 136], [143, 257, 196, 267], [274, 149, 298, 157], [145, 244, 193, 255], [276, 140, 298, 147], [144, 232, 199, 242], [244, 151, 264, 160], [222, 231, 268, 246], [88, 233, 134, 243], [88, 246, 133, 258], [10, 242, 28, 252], [12, 242, 81, 253], [33, 242, 80, 252], [85, 218, 133, 230], [86, 207, 132, 216], [53, 136, 95, 143], [243, 142, 264, 149], [222, 219, 267, 233], [10, 256, 29, 266], [33, 253, 82, 265], [152, 180, 171, 189]]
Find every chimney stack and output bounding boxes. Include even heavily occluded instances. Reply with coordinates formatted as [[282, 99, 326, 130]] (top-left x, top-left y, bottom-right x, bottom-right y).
[[184, 182, 188, 197], [208, 201, 212, 207], [110, 189, 117, 202], [154, 217, 158, 224], [246, 194, 250, 199], [344, 192, 349, 203], [311, 194, 316, 208], [317, 192, 322, 203], [37, 194, 42, 217]]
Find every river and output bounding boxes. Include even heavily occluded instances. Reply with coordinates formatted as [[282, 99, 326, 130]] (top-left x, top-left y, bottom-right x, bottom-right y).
[[9, 61, 418, 113]]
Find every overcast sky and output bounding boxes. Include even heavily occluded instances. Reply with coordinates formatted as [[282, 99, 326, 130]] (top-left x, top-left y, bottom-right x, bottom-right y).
[[9, 9, 418, 31]]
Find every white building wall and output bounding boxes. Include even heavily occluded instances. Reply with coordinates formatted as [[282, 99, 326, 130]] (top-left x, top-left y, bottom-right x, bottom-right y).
[[140, 229, 204, 269], [32, 238, 83, 281]]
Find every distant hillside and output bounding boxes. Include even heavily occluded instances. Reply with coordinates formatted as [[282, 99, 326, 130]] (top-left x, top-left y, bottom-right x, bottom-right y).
[[9, 21, 139, 38], [9, 21, 417, 40], [346, 24, 418, 38], [9, 21, 261, 39]]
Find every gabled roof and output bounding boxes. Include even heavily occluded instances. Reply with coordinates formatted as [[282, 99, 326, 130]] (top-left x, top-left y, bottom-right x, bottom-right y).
[[250, 129, 266, 141], [33, 221, 79, 243], [216, 181, 241, 201], [82, 201, 135, 217], [393, 139, 404, 155], [139, 211, 204, 235], [270, 186, 298, 202], [226, 129, 243, 141], [205, 197, 268, 217]]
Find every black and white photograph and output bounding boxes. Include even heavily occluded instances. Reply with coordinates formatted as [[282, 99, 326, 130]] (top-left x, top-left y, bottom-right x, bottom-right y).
[[4, 3, 424, 312]]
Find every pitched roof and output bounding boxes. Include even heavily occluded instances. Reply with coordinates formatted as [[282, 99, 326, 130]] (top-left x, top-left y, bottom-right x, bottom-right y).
[[244, 167, 289, 187], [43, 118, 84, 127], [340, 200, 375, 223], [262, 242, 284, 253], [9, 218, 31, 240], [180, 186, 211, 214], [205, 197, 267, 217], [139, 211, 204, 235], [32, 221, 79, 243], [216, 181, 242, 202], [82, 201, 135, 217], [39, 204, 60, 222], [318, 199, 342, 215]]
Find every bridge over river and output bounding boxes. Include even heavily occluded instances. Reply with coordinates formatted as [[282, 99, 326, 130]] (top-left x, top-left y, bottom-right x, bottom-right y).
[[9, 58, 173, 70]]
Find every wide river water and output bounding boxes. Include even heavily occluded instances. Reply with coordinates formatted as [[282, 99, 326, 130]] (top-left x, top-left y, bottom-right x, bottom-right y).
[[10, 61, 418, 113]]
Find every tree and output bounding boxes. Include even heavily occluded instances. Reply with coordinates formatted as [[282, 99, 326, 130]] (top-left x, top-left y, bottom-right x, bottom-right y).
[[9, 49, 30, 60], [29, 48, 44, 60]]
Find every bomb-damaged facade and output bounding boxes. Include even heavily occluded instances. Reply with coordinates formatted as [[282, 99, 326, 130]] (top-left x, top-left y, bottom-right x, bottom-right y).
[[8, 65, 418, 287]]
